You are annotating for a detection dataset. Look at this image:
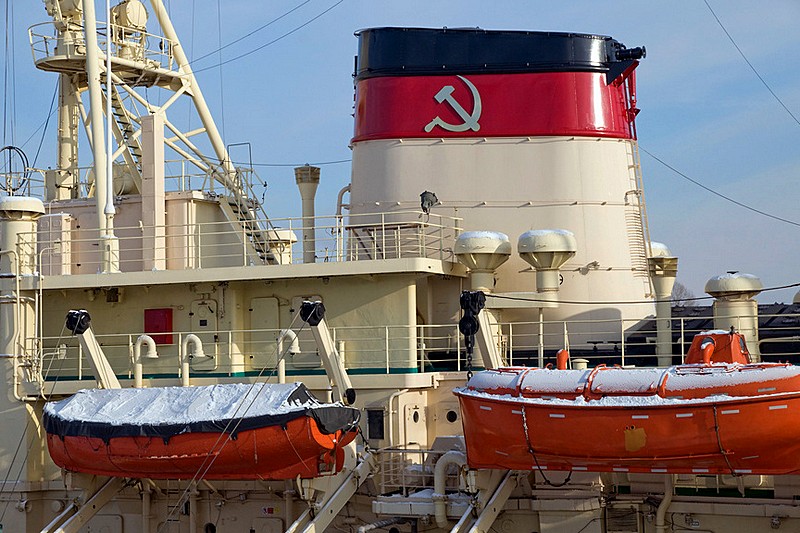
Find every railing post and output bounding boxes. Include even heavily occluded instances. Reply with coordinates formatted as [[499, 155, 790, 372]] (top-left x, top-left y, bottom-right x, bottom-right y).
[[381, 213, 386, 260], [538, 308, 545, 368], [242, 224, 247, 266], [178, 333, 183, 380], [385, 326, 390, 373], [680, 318, 686, 363], [508, 322, 514, 366], [336, 215, 343, 262]]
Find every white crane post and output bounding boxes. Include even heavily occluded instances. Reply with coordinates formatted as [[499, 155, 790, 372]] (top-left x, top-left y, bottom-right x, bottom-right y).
[[65, 310, 121, 389], [299, 301, 355, 405]]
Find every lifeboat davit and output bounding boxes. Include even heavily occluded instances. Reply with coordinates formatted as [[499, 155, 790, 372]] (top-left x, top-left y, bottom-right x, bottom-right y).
[[44, 382, 360, 480], [454, 331, 800, 475]]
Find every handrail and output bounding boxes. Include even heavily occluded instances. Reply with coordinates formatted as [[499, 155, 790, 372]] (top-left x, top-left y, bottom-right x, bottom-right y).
[[25, 209, 463, 273], [27, 311, 800, 388]]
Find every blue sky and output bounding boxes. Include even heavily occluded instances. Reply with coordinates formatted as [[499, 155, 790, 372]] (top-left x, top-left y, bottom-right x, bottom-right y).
[[5, 0, 800, 302]]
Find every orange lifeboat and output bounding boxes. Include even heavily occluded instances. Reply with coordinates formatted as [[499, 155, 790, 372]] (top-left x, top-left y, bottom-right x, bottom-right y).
[[44, 382, 360, 480], [454, 331, 800, 475]]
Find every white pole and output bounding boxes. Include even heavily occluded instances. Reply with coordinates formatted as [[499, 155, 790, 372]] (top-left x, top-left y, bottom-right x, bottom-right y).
[[105, 0, 115, 220], [81, 0, 108, 236], [103, 0, 119, 272]]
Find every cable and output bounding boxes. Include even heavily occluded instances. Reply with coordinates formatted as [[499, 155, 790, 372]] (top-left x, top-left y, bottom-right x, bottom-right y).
[[2, 0, 11, 147], [703, 0, 800, 128], [31, 84, 58, 168], [216, 0, 226, 141], [254, 158, 351, 168], [158, 313, 312, 531], [640, 146, 800, 228], [485, 280, 800, 306], [191, 0, 312, 64], [193, 0, 345, 75]]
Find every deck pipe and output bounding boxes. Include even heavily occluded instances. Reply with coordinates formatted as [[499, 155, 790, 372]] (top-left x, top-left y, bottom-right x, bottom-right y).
[[647, 247, 678, 366], [655, 474, 674, 533], [284, 481, 295, 526], [295, 165, 320, 264], [433, 451, 467, 529], [386, 389, 409, 447], [181, 334, 205, 386], [133, 335, 158, 388], [141, 485, 151, 533], [277, 329, 301, 384], [705, 272, 763, 362]]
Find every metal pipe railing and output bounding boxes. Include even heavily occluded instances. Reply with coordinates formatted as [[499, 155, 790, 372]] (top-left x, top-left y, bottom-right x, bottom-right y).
[[27, 310, 800, 389]]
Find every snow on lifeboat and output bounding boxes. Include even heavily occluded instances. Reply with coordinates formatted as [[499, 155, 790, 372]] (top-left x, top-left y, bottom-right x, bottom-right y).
[[44, 382, 360, 480], [454, 330, 800, 475]]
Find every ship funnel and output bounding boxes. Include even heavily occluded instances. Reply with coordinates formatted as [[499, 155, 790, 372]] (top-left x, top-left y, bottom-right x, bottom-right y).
[[648, 242, 678, 366], [295, 165, 320, 264], [518, 230, 577, 292], [455, 231, 512, 292], [705, 272, 763, 362]]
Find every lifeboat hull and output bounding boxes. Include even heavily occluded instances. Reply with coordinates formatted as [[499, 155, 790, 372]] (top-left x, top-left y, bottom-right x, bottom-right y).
[[43, 382, 360, 480], [46, 414, 356, 480], [455, 366, 800, 475]]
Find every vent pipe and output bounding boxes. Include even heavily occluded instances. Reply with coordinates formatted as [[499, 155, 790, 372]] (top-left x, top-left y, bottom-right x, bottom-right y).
[[454, 231, 511, 292], [517, 229, 577, 296], [648, 242, 678, 366], [705, 272, 763, 362], [295, 165, 320, 264]]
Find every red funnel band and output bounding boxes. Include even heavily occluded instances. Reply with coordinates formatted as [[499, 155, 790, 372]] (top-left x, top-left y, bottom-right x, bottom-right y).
[[353, 71, 636, 142]]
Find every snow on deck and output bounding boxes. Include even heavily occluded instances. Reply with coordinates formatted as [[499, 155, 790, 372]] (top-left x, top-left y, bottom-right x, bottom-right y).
[[44, 382, 316, 425]]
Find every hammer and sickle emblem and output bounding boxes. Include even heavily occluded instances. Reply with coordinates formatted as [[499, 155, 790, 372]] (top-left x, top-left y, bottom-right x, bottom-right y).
[[424, 75, 482, 133]]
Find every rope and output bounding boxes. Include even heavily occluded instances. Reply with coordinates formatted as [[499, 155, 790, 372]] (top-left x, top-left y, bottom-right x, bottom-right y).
[[520, 405, 572, 487], [712, 405, 737, 477], [158, 311, 307, 530]]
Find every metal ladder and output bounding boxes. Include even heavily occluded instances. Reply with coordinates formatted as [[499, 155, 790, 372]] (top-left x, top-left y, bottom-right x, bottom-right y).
[[625, 140, 654, 296]]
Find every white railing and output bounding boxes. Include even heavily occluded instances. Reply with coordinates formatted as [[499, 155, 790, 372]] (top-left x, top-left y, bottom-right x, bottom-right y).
[[28, 312, 800, 387], [29, 21, 176, 72], [29, 209, 461, 274]]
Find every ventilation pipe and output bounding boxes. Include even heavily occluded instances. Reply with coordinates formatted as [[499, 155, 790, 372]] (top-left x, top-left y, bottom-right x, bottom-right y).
[[433, 451, 467, 529], [133, 335, 158, 388], [181, 334, 205, 386], [517, 229, 577, 300], [518, 230, 577, 368], [454, 232, 512, 292], [648, 242, 678, 366], [295, 165, 320, 264], [705, 272, 763, 362], [655, 474, 674, 533], [276, 329, 301, 384]]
